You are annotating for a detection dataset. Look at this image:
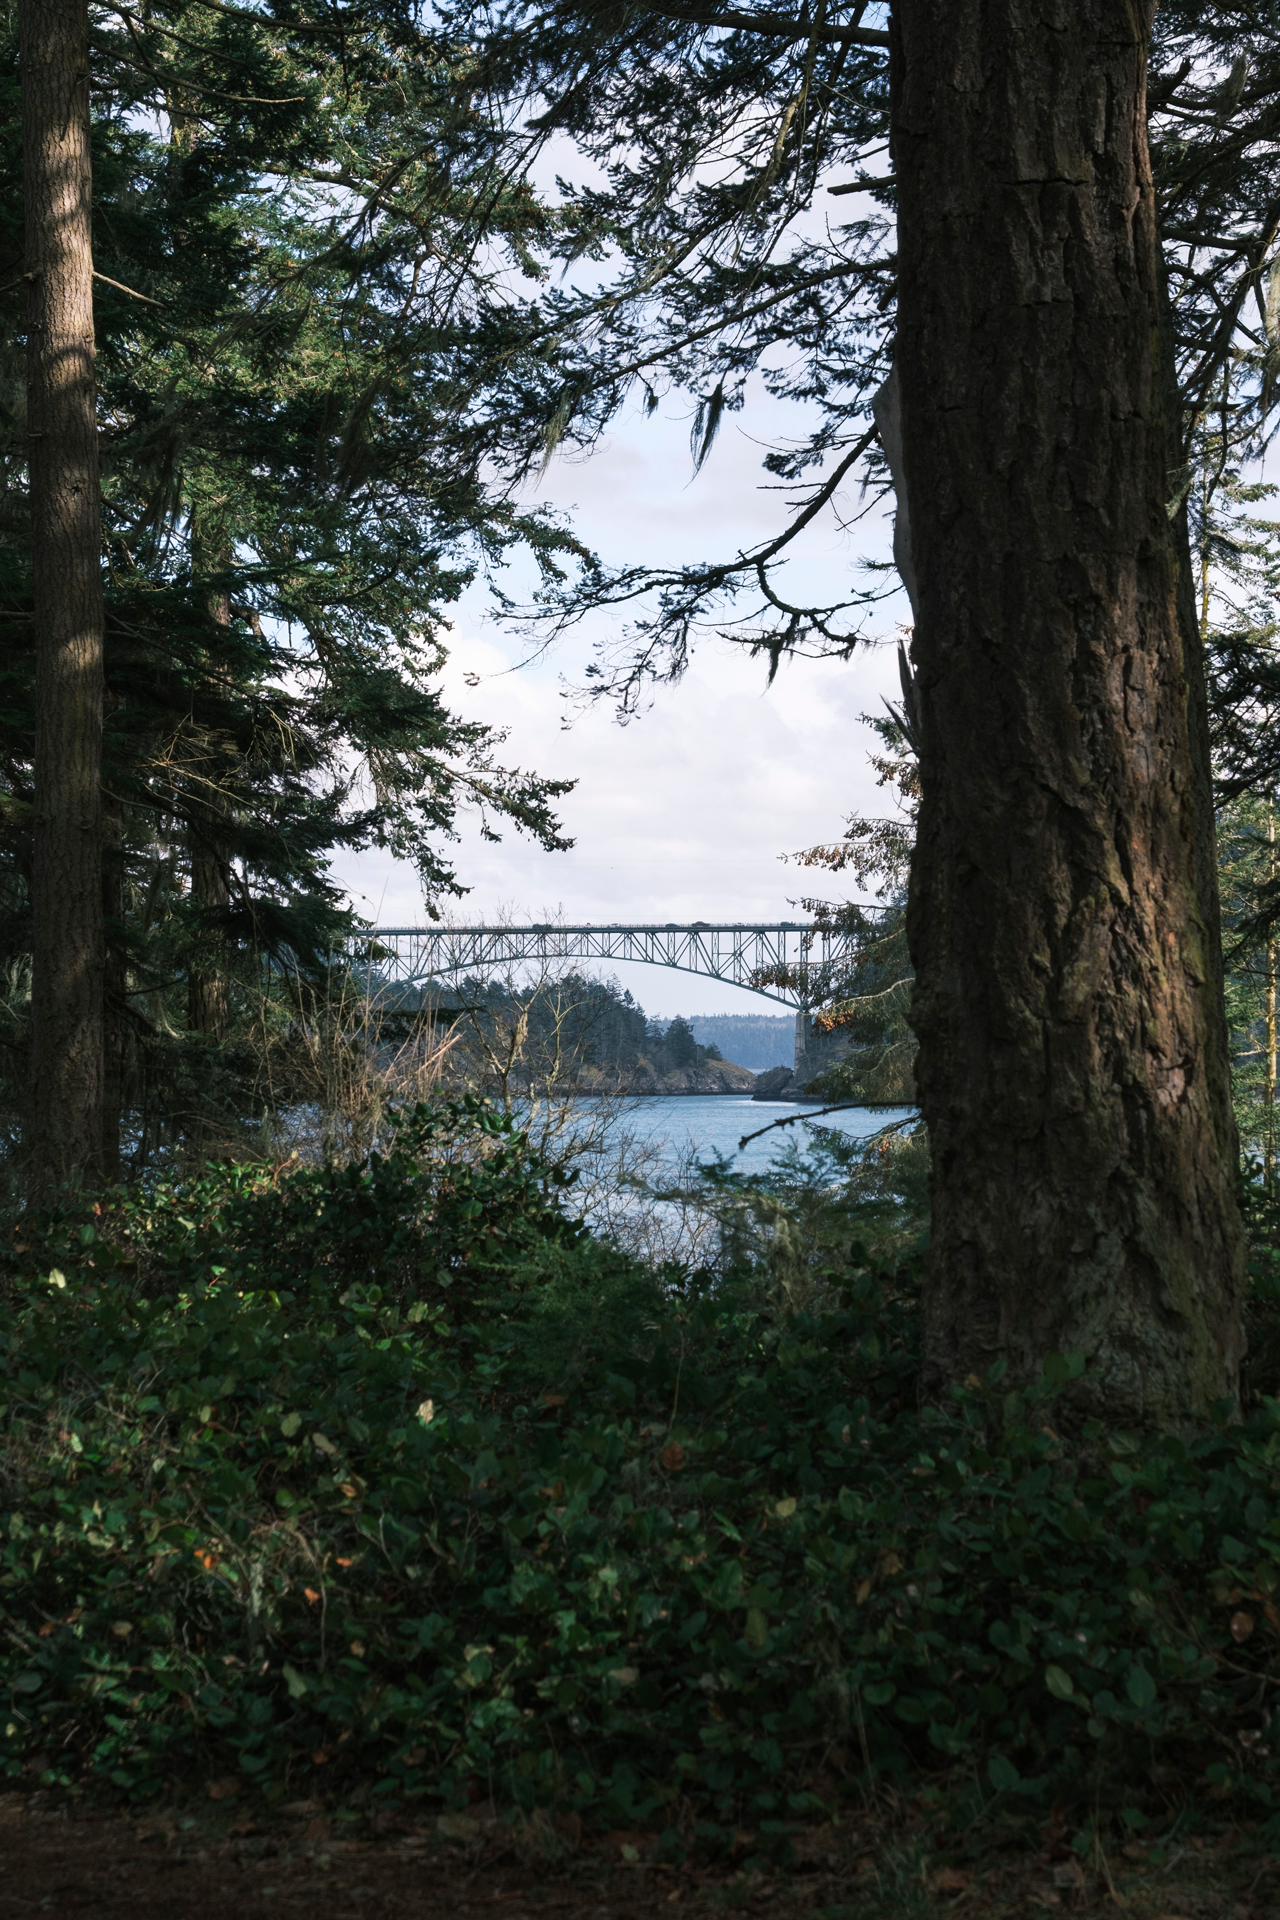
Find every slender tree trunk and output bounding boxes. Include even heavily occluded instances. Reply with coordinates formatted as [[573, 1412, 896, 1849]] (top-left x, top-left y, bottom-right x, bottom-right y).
[[893, 0, 1244, 1424], [187, 840, 231, 1041], [21, 0, 105, 1193], [187, 578, 231, 1042], [101, 784, 125, 1178]]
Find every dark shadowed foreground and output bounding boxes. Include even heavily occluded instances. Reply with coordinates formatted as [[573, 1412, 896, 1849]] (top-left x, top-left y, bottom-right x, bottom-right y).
[[1, 1791, 1277, 1920]]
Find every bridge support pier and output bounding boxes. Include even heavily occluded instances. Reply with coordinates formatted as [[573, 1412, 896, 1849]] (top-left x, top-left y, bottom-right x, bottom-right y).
[[793, 1009, 855, 1093]]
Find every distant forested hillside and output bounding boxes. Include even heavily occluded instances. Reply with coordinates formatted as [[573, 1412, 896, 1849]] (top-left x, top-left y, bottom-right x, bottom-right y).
[[685, 1014, 794, 1072], [407, 975, 734, 1081]]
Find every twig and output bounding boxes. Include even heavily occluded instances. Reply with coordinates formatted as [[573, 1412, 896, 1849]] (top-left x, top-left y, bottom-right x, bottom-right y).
[[738, 1105, 918, 1150], [93, 270, 161, 306]]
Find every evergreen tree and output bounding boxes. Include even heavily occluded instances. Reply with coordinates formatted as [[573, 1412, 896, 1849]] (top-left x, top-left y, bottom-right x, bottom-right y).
[[426, 0, 1280, 1421], [2, 0, 580, 1168]]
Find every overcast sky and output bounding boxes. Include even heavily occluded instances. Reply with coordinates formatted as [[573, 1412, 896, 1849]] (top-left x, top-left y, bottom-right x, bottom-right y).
[[331, 387, 906, 1017]]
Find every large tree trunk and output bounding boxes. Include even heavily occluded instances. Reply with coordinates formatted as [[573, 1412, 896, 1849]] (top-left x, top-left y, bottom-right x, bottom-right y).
[[21, 0, 105, 1192], [892, 0, 1245, 1424]]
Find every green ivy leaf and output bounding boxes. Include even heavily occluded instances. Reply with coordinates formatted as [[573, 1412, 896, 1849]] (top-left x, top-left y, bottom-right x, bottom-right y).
[[1044, 1664, 1075, 1701], [1127, 1666, 1157, 1710]]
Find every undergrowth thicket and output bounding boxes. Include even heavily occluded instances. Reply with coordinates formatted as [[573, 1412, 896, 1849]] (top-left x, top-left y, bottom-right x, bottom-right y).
[[2, 1101, 1280, 1862]]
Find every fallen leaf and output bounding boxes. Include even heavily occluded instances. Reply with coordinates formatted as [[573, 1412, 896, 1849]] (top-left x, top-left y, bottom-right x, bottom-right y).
[[932, 1867, 970, 1892], [349, 1640, 365, 1657], [540, 1393, 566, 1408], [437, 1813, 480, 1841], [1231, 1610, 1256, 1643], [311, 1431, 338, 1455], [303, 1587, 321, 1605], [110, 1621, 133, 1637], [207, 1777, 240, 1801], [336, 1557, 353, 1567], [609, 1667, 639, 1686], [416, 1399, 435, 1424], [880, 1551, 903, 1576], [774, 1497, 797, 1519], [661, 1442, 686, 1472], [856, 1578, 872, 1604], [340, 1482, 358, 1498], [37, 1623, 55, 1637]]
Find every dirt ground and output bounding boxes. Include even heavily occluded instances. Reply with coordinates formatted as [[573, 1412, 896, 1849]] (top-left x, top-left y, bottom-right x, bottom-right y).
[[2, 1791, 1276, 1920]]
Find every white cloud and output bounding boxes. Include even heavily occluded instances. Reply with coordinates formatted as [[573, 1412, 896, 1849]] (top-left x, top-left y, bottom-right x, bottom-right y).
[[331, 387, 906, 1016]]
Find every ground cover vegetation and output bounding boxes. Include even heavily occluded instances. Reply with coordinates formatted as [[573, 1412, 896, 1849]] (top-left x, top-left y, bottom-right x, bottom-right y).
[[5, 1100, 1280, 1872]]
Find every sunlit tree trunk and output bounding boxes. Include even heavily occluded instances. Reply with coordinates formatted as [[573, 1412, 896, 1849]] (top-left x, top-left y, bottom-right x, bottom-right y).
[[21, 0, 105, 1192], [893, 0, 1244, 1423]]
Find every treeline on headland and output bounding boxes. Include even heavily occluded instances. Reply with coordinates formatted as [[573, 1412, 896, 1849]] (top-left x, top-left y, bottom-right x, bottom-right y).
[[418, 972, 759, 1095]]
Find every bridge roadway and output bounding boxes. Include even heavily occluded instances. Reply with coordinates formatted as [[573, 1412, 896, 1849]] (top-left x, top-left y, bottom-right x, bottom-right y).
[[357, 921, 867, 1009]]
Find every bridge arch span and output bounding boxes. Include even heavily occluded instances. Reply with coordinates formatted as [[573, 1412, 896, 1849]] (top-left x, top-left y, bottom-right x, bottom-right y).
[[357, 922, 867, 1009]]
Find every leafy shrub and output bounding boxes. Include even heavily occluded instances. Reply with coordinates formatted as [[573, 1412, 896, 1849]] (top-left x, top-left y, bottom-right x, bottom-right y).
[[0, 1098, 585, 1318], [3, 1107, 1280, 1850]]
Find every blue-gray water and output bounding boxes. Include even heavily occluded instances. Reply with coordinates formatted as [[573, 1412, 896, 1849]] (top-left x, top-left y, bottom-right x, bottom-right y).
[[611, 1095, 916, 1177]]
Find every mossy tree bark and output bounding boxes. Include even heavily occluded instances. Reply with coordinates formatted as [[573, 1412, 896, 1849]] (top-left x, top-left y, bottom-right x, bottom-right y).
[[21, 0, 105, 1193], [893, 0, 1245, 1424]]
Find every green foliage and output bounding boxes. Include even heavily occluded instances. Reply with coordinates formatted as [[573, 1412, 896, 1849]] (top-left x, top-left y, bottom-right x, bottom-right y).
[[3, 1112, 1280, 1848], [0, 0, 580, 1165], [774, 712, 918, 1108]]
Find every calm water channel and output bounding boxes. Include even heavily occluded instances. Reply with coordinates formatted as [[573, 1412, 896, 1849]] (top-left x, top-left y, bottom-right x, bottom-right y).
[[610, 1095, 917, 1177]]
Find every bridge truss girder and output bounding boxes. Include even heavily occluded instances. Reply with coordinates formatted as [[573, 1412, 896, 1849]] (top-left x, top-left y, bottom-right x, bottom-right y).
[[356, 923, 863, 1008]]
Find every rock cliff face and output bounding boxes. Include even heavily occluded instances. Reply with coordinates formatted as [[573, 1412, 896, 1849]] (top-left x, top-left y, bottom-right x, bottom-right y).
[[628, 1057, 756, 1094], [752, 1065, 796, 1099]]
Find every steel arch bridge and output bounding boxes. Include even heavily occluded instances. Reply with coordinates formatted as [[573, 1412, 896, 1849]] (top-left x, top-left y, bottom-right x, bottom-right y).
[[354, 922, 868, 1009]]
